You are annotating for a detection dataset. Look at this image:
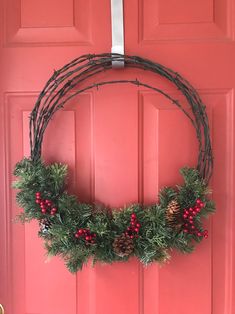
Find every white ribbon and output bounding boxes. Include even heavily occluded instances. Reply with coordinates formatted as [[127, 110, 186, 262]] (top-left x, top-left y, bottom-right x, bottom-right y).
[[111, 0, 125, 68]]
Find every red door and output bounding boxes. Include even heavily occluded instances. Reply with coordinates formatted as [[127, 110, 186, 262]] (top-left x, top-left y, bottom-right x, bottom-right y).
[[0, 1, 234, 314]]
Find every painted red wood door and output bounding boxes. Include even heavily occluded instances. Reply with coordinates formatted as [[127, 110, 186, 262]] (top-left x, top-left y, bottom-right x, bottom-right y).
[[0, 0, 235, 313]]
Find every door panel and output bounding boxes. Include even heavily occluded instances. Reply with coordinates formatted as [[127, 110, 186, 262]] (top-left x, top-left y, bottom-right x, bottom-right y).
[[140, 0, 233, 42], [5, 0, 97, 46], [0, 0, 235, 314], [5, 94, 92, 314], [141, 90, 234, 314]]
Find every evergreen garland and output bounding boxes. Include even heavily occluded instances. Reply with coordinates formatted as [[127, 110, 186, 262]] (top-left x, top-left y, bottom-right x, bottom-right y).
[[13, 54, 215, 273], [14, 159, 215, 273]]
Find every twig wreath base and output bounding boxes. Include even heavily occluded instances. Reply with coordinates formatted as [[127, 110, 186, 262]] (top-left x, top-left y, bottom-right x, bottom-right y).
[[13, 54, 215, 273]]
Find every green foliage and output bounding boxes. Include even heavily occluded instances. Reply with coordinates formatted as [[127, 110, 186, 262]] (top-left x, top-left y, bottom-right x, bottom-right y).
[[178, 167, 208, 207], [13, 159, 215, 273], [48, 163, 68, 194]]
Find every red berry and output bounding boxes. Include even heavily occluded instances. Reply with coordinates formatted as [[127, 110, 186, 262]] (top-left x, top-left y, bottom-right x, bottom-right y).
[[196, 199, 201, 204], [75, 233, 79, 238], [203, 230, 208, 238], [189, 220, 194, 224], [189, 216, 193, 220], [77, 229, 83, 235], [183, 214, 187, 219], [85, 236, 90, 241], [185, 210, 189, 215], [131, 221, 135, 226], [130, 235, 134, 239], [192, 211, 197, 216], [200, 202, 204, 208], [183, 229, 188, 233], [136, 223, 140, 228], [131, 213, 136, 219], [35, 192, 41, 196], [47, 202, 52, 207], [51, 207, 57, 212], [197, 232, 202, 237], [134, 227, 139, 232], [35, 199, 40, 204], [41, 208, 47, 214], [189, 208, 193, 212], [191, 225, 195, 229]]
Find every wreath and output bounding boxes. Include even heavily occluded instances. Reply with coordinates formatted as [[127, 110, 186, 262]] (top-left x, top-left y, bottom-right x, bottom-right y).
[[13, 53, 215, 273]]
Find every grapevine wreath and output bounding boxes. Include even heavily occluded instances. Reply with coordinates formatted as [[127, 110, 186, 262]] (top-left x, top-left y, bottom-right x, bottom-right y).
[[13, 53, 215, 273]]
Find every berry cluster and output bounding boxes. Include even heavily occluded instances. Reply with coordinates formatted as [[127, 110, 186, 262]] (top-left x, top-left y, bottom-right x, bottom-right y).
[[75, 228, 96, 244], [125, 213, 141, 239], [182, 199, 208, 238], [35, 192, 57, 215]]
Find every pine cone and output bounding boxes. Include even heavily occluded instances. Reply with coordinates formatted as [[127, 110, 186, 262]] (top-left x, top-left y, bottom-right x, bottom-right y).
[[113, 234, 134, 257], [166, 200, 182, 229], [39, 218, 51, 235]]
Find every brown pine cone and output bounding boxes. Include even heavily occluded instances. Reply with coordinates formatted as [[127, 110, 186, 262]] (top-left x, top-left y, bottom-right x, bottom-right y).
[[166, 200, 182, 229], [113, 234, 134, 257]]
